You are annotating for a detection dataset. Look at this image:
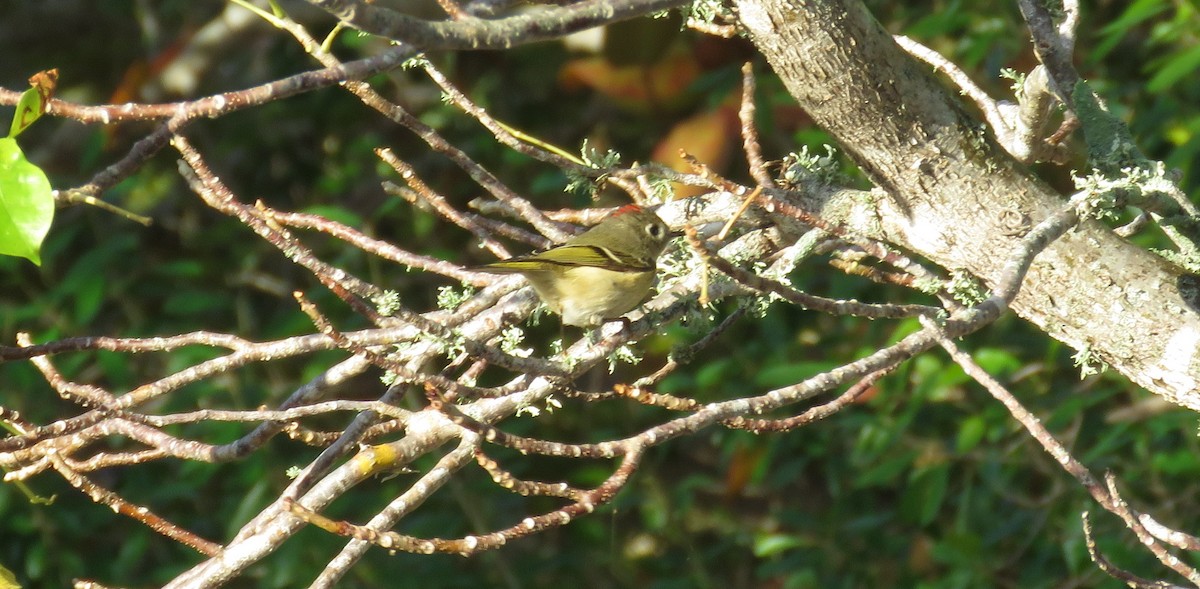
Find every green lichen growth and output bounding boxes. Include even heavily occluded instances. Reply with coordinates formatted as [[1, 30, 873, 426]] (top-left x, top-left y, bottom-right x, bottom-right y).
[[401, 54, 431, 70], [580, 139, 621, 169], [945, 270, 988, 307], [565, 139, 623, 197], [1151, 248, 1200, 274], [608, 343, 643, 373], [515, 395, 562, 417], [1073, 80, 1146, 175], [497, 325, 533, 359], [779, 144, 843, 187], [436, 285, 476, 311], [373, 290, 402, 316], [550, 338, 580, 372], [912, 276, 944, 296], [427, 329, 467, 358], [1072, 161, 1190, 226], [999, 68, 1026, 99], [644, 175, 676, 205], [685, 0, 732, 26], [1071, 343, 1107, 379]]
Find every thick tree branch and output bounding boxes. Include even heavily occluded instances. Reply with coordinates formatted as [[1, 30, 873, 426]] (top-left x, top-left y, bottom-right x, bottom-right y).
[[735, 0, 1200, 409]]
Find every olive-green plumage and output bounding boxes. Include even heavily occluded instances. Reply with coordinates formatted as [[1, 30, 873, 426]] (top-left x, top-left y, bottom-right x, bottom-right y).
[[477, 205, 670, 326]]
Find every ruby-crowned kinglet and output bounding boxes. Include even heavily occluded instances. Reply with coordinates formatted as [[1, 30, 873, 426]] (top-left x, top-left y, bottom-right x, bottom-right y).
[[477, 204, 671, 327]]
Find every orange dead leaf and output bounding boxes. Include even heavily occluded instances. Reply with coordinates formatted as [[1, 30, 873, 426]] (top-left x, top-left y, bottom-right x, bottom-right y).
[[652, 98, 739, 197], [724, 443, 767, 499], [28, 69, 58, 105], [558, 49, 700, 112]]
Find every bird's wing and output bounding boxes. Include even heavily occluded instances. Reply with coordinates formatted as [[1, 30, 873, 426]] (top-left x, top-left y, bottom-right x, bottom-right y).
[[480, 245, 651, 272]]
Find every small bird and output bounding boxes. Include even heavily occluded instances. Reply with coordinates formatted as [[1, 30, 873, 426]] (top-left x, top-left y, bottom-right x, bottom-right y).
[[476, 204, 671, 327]]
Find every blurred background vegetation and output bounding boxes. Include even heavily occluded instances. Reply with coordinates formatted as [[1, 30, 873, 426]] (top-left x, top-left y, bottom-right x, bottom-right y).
[[1, 1, 1199, 587]]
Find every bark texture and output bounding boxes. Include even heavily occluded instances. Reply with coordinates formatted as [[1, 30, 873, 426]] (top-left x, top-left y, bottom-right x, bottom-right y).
[[735, 0, 1200, 409]]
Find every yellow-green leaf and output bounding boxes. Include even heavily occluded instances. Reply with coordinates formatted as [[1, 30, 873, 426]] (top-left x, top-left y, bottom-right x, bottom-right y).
[[8, 69, 56, 139], [0, 137, 54, 265], [0, 561, 20, 589]]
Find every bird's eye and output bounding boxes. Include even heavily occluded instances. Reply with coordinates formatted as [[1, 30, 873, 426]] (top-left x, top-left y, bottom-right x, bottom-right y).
[[646, 222, 666, 239]]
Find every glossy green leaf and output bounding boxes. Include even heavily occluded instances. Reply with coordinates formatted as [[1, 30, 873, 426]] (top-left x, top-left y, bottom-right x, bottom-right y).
[[0, 138, 53, 265]]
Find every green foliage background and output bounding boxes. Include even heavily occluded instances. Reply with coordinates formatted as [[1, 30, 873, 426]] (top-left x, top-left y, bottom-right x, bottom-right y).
[[1, 1, 1199, 587]]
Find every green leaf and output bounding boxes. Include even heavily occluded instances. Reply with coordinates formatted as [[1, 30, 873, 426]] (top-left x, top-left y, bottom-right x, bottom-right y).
[[1099, 0, 1169, 37], [694, 357, 733, 389], [9, 88, 43, 139], [299, 204, 364, 228], [1147, 44, 1200, 93], [752, 532, 809, 557], [955, 415, 987, 453], [972, 347, 1020, 376], [1092, 0, 1169, 60], [753, 361, 840, 388], [901, 465, 950, 525], [854, 449, 916, 488], [8, 69, 56, 139], [0, 138, 54, 265]]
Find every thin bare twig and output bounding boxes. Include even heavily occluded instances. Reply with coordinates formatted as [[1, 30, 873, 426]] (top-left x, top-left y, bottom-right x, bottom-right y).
[[930, 324, 1200, 587], [305, 0, 691, 50], [48, 452, 221, 556], [738, 63, 773, 186], [684, 224, 939, 319]]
